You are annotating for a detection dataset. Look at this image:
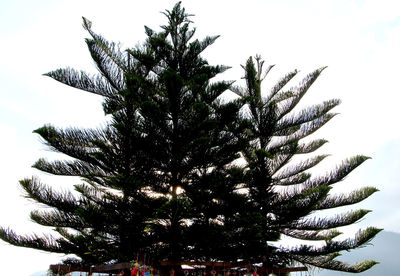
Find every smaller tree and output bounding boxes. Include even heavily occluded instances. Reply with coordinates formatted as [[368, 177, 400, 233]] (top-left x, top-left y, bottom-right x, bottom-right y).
[[227, 55, 381, 272]]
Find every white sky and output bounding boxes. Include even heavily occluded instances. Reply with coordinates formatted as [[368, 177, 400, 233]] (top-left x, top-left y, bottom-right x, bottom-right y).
[[1, 0, 400, 275]]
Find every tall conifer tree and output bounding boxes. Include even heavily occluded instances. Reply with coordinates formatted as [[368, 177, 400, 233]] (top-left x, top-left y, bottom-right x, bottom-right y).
[[0, 2, 380, 273]]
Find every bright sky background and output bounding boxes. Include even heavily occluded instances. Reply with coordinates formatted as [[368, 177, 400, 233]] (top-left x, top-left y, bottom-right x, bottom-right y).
[[1, 0, 400, 275]]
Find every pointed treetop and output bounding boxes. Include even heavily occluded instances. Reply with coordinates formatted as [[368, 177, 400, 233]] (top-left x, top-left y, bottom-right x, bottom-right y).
[[82, 17, 92, 31], [162, 1, 194, 27]]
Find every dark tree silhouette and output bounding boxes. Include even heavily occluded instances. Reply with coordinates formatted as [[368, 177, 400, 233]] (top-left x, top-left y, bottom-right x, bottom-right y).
[[0, 2, 380, 273]]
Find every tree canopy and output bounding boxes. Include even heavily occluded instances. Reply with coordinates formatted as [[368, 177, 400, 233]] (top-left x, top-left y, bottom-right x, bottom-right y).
[[0, 2, 381, 273]]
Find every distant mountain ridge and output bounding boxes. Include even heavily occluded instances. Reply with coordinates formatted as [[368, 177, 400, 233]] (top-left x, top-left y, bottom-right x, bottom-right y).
[[315, 230, 399, 275]]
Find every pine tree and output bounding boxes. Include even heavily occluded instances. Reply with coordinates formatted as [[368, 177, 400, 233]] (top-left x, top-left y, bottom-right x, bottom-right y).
[[0, 2, 246, 266], [0, 2, 380, 273], [228, 56, 381, 272]]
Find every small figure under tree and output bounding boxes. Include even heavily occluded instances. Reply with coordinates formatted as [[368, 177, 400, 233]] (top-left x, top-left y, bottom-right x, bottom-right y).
[[0, 2, 381, 274]]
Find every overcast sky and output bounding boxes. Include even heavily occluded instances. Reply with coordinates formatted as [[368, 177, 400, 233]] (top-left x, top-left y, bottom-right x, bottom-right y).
[[1, 0, 400, 275]]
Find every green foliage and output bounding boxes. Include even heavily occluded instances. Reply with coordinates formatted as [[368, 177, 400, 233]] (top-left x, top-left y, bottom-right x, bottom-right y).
[[0, 2, 380, 273]]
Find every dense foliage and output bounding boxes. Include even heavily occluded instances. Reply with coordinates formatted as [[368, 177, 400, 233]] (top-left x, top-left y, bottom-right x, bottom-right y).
[[0, 3, 381, 273]]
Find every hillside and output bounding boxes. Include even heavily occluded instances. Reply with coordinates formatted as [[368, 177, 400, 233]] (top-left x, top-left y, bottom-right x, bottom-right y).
[[315, 231, 399, 275]]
